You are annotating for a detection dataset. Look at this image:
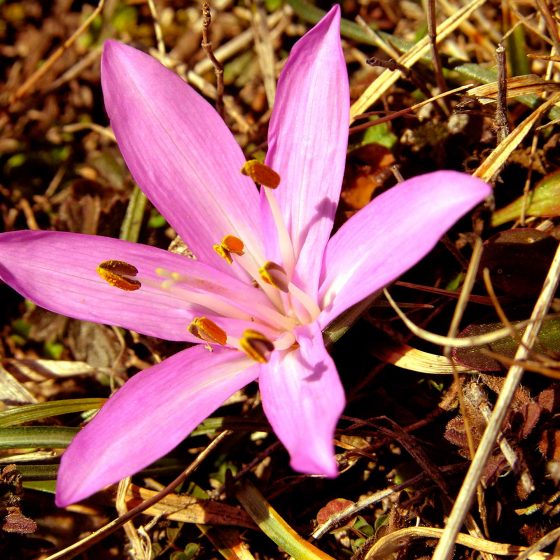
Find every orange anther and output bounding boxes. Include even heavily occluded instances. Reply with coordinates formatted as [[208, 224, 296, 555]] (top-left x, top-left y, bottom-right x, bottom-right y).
[[188, 317, 227, 345], [239, 329, 274, 363], [259, 261, 289, 292], [97, 260, 141, 291], [214, 235, 244, 264], [241, 160, 281, 189]]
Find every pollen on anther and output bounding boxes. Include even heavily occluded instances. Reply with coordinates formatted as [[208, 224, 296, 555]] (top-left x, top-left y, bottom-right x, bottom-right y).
[[241, 160, 281, 189], [97, 260, 141, 291], [259, 261, 289, 292], [239, 329, 275, 363], [188, 317, 227, 346], [214, 235, 244, 264]]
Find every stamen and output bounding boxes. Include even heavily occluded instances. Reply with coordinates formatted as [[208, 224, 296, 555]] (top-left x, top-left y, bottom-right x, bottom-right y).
[[259, 261, 289, 292], [152, 267, 293, 331], [288, 281, 321, 323], [239, 329, 275, 363], [241, 160, 280, 189], [263, 187, 295, 276], [97, 260, 141, 291], [213, 235, 245, 264], [188, 317, 227, 345]]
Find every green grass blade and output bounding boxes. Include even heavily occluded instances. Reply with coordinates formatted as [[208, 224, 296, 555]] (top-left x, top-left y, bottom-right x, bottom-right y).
[[0, 398, 105, 428]]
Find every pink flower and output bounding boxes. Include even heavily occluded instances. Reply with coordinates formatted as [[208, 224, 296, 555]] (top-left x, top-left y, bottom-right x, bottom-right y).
[[0, 7, 490, 507]]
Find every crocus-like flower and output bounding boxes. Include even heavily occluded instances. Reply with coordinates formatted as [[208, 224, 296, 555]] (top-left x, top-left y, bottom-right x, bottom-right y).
[[0, 7, 490, 506]]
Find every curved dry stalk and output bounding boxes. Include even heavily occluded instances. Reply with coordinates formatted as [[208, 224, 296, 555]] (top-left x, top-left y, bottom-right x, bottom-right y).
[[43, 431, 231, 560], [147, 0, 166, 58], [514, 526, 560, 560], [363, 526, 549, 559], [474, 92, 560, 182], [251, 0, 277, 107], [372, 343, 475, 374], [201, 1, 225, 117], [383, 288, 532, 347], [350, 0, 487, 120], [11, 0, 106, 102], [433, 243, 560, 560]]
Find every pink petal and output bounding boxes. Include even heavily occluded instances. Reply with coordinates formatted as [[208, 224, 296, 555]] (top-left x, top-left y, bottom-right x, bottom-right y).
[[0, 231, 268, 341], [319, 171, 491, 326], [259, 322, 344, 476], [102, 41, 264, 271], [262, 6, 349, 297], [56, 345, 257, 506]]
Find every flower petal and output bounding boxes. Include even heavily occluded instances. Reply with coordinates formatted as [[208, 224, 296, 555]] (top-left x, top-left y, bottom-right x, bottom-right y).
[[56, 345, 257, 506], [0, 231, 269, 341], [319, 171, 491, 326], [262, 6, 349, 297], [259, 322, 344, 476], [102, 41, 264, 271]]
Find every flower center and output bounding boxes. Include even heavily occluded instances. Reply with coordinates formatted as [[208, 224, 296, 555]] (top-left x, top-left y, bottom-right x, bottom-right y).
[[95, 162, 321, 365]]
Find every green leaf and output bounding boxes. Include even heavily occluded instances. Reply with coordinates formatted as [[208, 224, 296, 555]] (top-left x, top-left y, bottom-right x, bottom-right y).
[[120, 185, 147, 242], [23, 480, 57, 493], [454, 318, 560, 371], [0, 426, 78, 448], [0, 398, 105, 428], [361, 118, 397, 150], [236, 479, 335, 560], [43, 341, 64, 360], [492, 170, 560, 226]]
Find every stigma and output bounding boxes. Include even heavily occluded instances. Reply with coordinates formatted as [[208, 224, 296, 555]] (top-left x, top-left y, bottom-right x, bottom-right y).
[[97, 260, 141, 291]]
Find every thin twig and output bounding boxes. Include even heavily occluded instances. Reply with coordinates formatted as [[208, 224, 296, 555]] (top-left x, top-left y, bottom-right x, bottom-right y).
[[43, 431, 231, 560], [514, 526, 560, 560], [364, 526, 549, 559], [425, 0, 448, 100], [147, 0, 166, 58], [433, 243, 560, 559], [495, 43, 510, 142], [383, 289, 532, 348], [466, 382, 535, 496], [201, 1, 224, 117], [251, 0, 276, 107], [350, 0, 487, 120], [443, 238, 489, 537], [193, 9, 286, 75], [349, 84, 471, 135], [11, 0, 105, 102]]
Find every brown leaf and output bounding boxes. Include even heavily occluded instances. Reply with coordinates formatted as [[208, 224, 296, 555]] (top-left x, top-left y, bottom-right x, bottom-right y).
[[2, 510, 37, 534], [316, 498, 354, 526]]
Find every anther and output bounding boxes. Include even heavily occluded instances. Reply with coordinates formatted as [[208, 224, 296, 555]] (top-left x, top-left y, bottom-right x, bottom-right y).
[[188, 317, 227, 345], [259, 261, 289, 292], [239, 329, 275, 363], [97, 260, 141, 291], [241, 160, 280, 189], [213, 235, 245, 264]]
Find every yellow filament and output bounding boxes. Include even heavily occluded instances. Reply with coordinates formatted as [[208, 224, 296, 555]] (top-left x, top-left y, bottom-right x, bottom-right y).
[[239, 329, 275, 363], [241, 160, 281, 189], [97, 260, 141, 291], [188, 317, 227, 345]]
